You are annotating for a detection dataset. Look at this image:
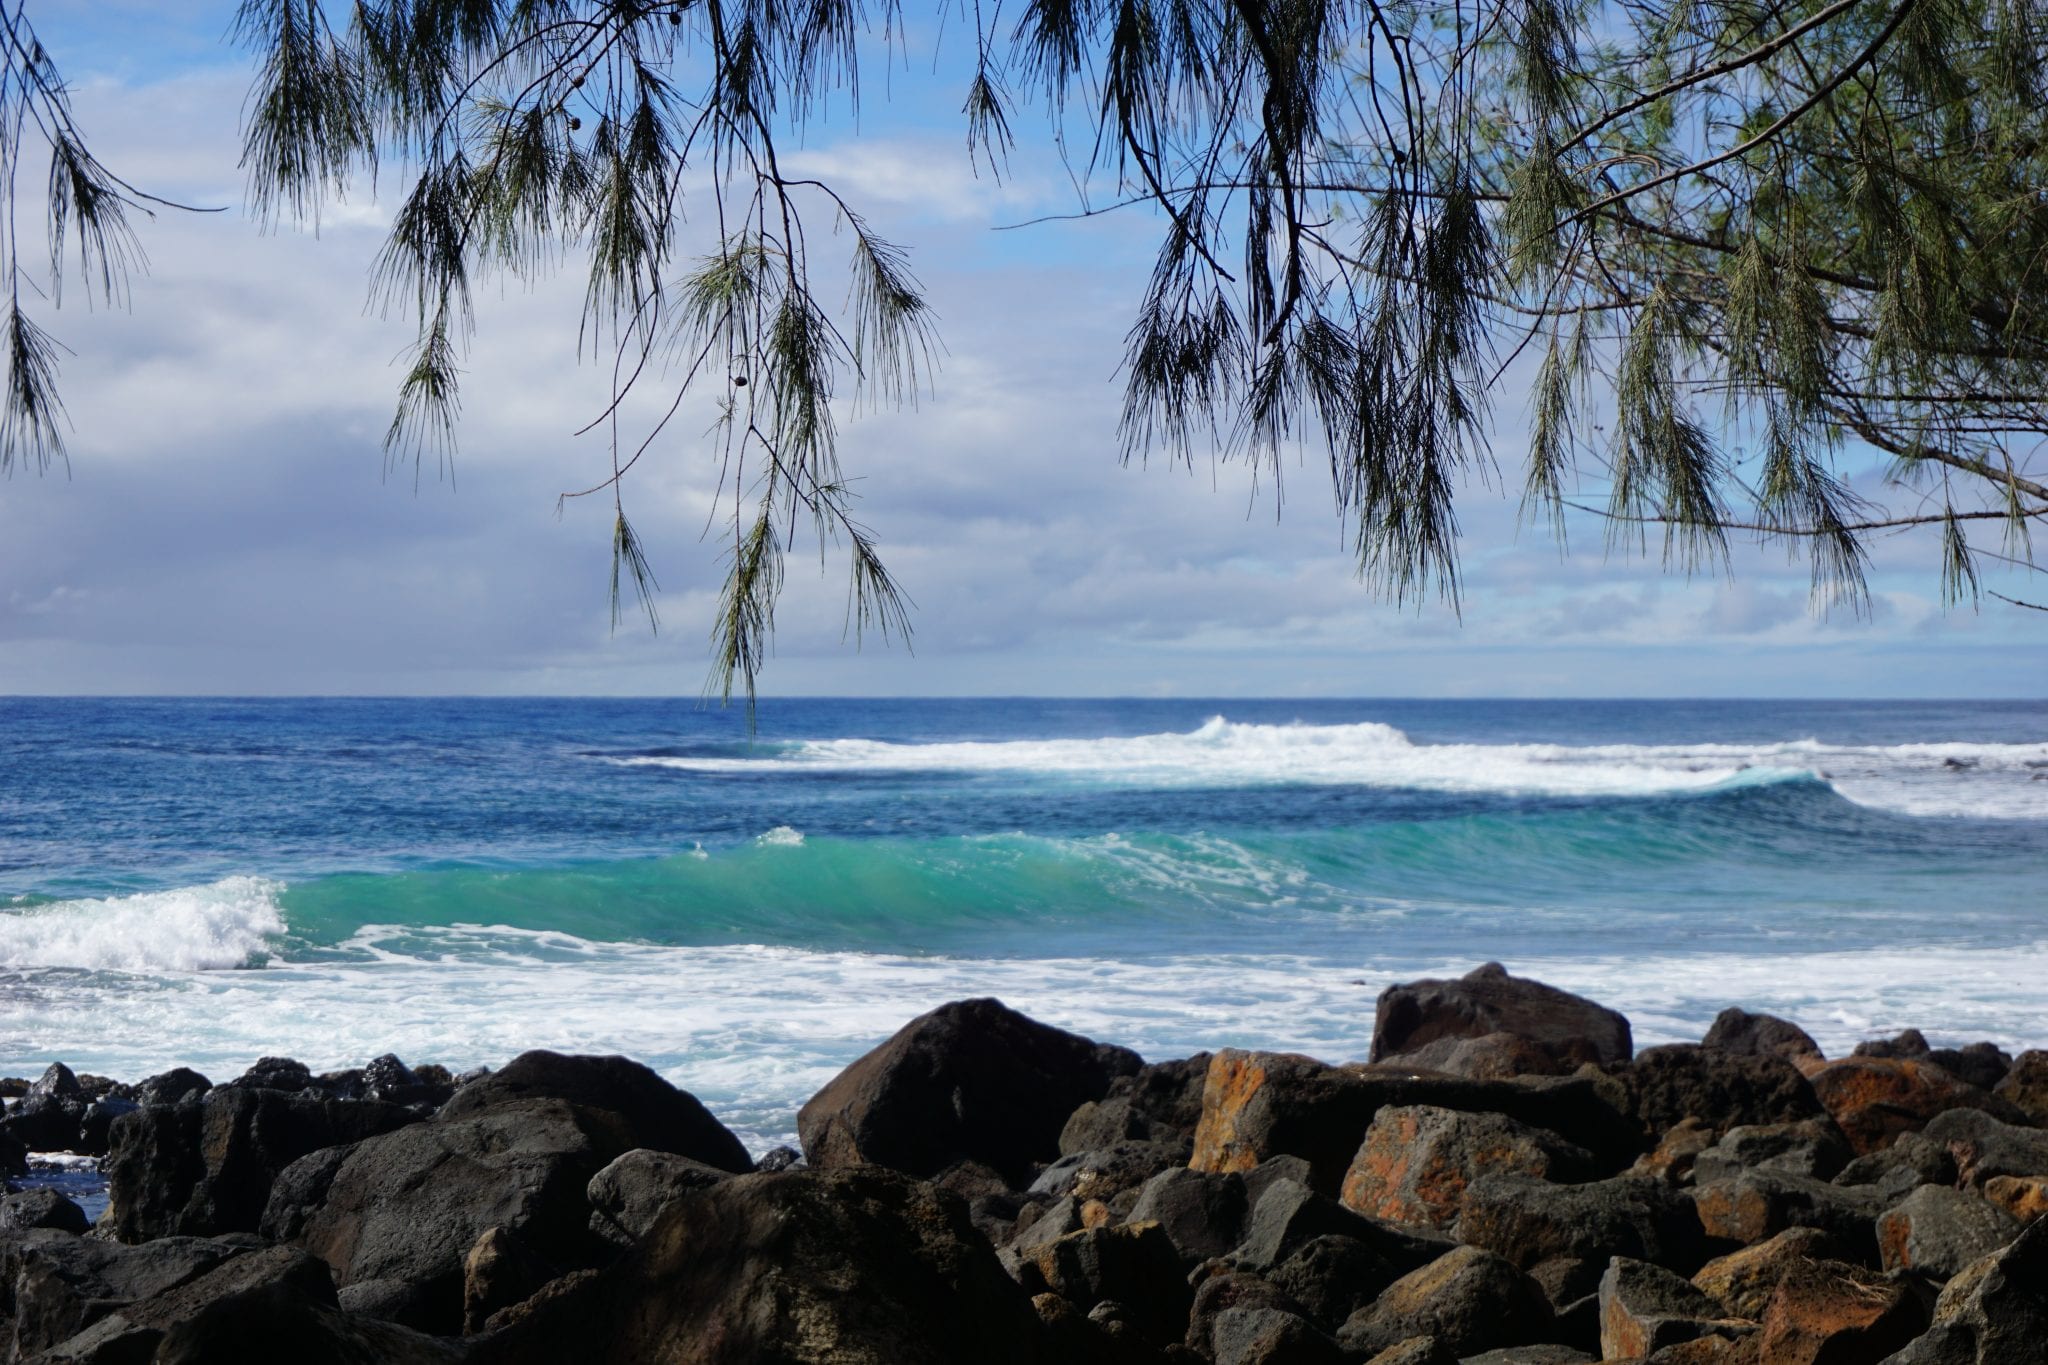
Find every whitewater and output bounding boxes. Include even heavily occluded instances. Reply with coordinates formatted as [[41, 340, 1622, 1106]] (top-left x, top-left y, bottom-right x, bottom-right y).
[[2, 697, 2044, 1150]]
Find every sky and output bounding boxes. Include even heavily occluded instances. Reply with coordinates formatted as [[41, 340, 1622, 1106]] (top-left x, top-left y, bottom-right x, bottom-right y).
[[0, 2, 2042, 698]]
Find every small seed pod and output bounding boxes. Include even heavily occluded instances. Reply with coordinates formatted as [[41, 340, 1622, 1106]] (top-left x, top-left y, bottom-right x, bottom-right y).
[[732, 374, 748, 388]]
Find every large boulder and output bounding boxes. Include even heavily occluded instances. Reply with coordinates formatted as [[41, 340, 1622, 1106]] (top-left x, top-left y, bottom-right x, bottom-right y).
[[1691, 1119, 1853, 1185], [102, 1086, 419, 1242], [1337, 1245, 1555, 1358], [1456, 1173, 1709, 1275], [1751, 1257, 1926, 1364], [1123, 1167, 1248, 1265], [1922, 1108, 2048, 1189], [1340, 1105, 1593, 1231], [1189, 1052, 1640, 1195], [797, 998, 1140, 1186], [438, 1050, 752, 1173], [585, 1148, 735, 1248], [471, 1168, 1046, 1365], [1877, 1185, 2023, 1282], [2, 1063, 88, 1153], [1803, 1058, 2024, 1156], [1010, 1221, 1193, 1349], [269, 1096, 645, 1333], [1370, 964, 1631, 1070], [1690, 1169, 1884, 1254], [1597, 1257, 1742, 1360], [1691, 1226, 1857, 1319], [31, 1244, 337, 1363], [1992, 1050, 2048, 1127], [1884, 1216, 2048, 1363], [0, 1228, 252, 1358], [1059, 1053, 1211, 1154], [1619, 1045, 1824, 1142], [1700, 1008, 1822, 1062], [152, 1277, 467, 1364]]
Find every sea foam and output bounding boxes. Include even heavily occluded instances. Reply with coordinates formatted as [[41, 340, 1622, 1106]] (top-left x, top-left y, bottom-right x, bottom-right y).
[[609, 717, 2048, 820], [0, 877, 286, 973]]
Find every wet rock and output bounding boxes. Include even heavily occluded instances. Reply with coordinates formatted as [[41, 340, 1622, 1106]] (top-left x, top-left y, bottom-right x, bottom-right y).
[[755, 1144, 802, 1171], [0, 1187, 90, 1234], [1751, 1256, 1927, 1363], [1803, 1058, 2022, 1155], [469, 1167, 1047, 1365], [1620, 1045, 1825, 1144], [1701, 1008, 1822, 1061], [75, 1097, 139, 1157], [439, 1049, 753, 1174], [1341, 1104, 1594, 1230], [1690, 1168, 1884, 1254], [103, 1085, 419, 1242], [796, 998, 1139, 1187], [1877, 1185, 2022, 1281], [1883, 1217, 2048, 1363], [1922, 1108, 2048, 1188], [1125, 1167, 1248, 1265], [223, 1056, 315, 1092], [1597, 1256, 1742, 1360], [1991, 1050, 2048, 1127], [1456, 1173, 1709, 1275], [1371, 963, 1632, 1070], [1337, 1244, 1555, 1358], [1692, 1119, 1853, 1184], [1691, 1225, 1855, 1318], [585, 1147, 735, 1248]]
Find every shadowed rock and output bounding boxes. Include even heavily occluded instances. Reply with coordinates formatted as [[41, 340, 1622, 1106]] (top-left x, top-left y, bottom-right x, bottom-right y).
[[1371, 964, 1632, 1070]]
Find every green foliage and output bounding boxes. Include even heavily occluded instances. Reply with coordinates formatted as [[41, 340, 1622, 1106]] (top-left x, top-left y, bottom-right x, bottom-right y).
[[4, 0, 2046, 687]]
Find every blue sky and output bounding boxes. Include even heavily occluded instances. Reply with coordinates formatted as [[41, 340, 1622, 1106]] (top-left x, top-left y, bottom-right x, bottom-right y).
[[0, 1, 2042, 697]]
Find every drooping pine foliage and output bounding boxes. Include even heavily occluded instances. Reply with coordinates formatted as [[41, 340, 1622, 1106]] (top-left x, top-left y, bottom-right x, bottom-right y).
[[3, 0, 2045, 693]]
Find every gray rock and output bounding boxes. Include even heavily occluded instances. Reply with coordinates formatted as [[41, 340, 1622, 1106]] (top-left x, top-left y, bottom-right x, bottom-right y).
[[0, 1187, 89, 1234], [35, 1244, 336, 1363], [1596, 1256, 1737, 1359], [1456, 1173, 1709, 1274], [1700, 1008, 1822, 1061], [1210, 1306, 1346, 1364], [153, 1277, 465, 1364], [1692, 1118, 1852, 1184], [586, 1147, 734, 1248], [1338, 1244, 1555, 1358], [1837, 1131, 1958, 1193], [0, 1228, 249, 1357], [1924, 1107, 2048, 1187], [1371, 963, 1632, 1069], [1234, 1177, 1450, 1276], [1878, 1185, 2023, 1282], [1881, 1216, 2048, 1363], [1267, 1232, 1399, 1332], [1125, 1166, 1248, 1265]]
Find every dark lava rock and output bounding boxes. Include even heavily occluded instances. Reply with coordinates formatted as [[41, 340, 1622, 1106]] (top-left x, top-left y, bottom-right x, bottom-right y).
[[1011, 1221, 1192, 1349], [0, 1186, 90, 1234], [1805, 1057, 2026, 1156], [76, 1096, 140, 1157], [1923, 1107, 2048, 1188], [132, 1067, 210, 1108], [1834, 1131, 1958, 1198], [438, 1049, 752, 1174], [34, 1244, 339, 1363], [1375, 1031, 1569, 1080], [1596, 1257, 1738, 1359], [1457, 1173, 1710, 1275], [1690, 1225, 1856, 1319], [153, 1275, 465, 1364], [277, 1096, 645, 1333], [1690, 1168, 1884, 1257], [1232, 1176, 1450, 1277], [1060, 1053, 1212, 1155], [1032, 1141, 1186, 1207], [1885, 1216, 2048, 1363], [1341, 1103, 1594, 1231], [1267, 1233, 1400, 1332], [1751, 1255, 1927, 1363], [470, 1167, 1047, 1365], [1370, 963, 1632, 1070], [1124, 1167, 1248, 1265], [586, 1147, 736, 1248], [102, 1085, 418, 1242], [756, 1144, 802, 1171], [1877, 1185, 2023, 1281], [1700, 1007, 1822, 1062], [1619, 1045, 1825, 1142], [1927, 1045, 2014, 1094], [223, 1056, 315, 1092], [1207, 1306, 1346, 1365], [0, 1227, 250, 1358], [1855, 1029, 1933, 1061], [1992, 1050, 2048, 1127], [797, 998, 1140, 1186], [1337, 1244, 1555, 1358], [1691, 1119, 1853, 1185], [4, 1062, 88, 1153]]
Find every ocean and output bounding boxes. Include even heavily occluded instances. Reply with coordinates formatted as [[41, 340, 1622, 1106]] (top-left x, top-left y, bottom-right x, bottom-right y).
[[2, 696, 2045, 1153]]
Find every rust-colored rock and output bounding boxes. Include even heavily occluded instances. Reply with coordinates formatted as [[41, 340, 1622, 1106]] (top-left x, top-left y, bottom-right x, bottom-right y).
[[1339, 1105, 1591, 1230], [1804, 1057, 2010, 1155], [1692, 1226, 1847, 1319], [1632, 1117, 1716, 1185], [1189, 1051, 1383, 1193], [1598, 1256, 1742, 1360], [1984, 1174, 2048, 1225], [1689, 1169, 1881, 1250], [1751, 1258, 1927, 1364], [1875, 1184, 2021, 1281]]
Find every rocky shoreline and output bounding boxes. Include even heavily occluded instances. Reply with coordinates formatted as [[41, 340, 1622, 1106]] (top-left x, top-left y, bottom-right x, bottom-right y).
[[0, 963, 2044, 1362]]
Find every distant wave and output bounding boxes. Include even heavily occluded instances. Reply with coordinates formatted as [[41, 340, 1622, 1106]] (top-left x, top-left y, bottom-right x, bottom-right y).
[[0, 877, 285, 973], [601, 716, 2048, 820]]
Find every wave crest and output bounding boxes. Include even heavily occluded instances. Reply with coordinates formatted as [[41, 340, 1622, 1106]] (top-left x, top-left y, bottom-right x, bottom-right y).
[[0, 877, 286, 973]]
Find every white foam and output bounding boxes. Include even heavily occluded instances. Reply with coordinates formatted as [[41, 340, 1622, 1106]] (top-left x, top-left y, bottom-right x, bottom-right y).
[[610, 718, 2048, 820], [4, 923, 2046, 1154], [0, 878, 285, 973], [756, 826, 806, 847]]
